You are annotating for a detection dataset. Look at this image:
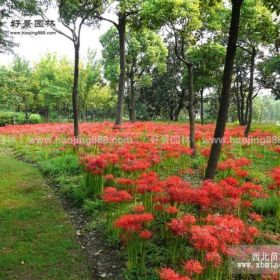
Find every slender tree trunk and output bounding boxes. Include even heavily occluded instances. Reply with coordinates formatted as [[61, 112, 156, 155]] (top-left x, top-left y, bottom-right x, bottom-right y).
[[244, 47, 256, 137], [73, 42, 80, 137], [24, 100, 28, 124], [13, 106, 16, 125], [200, 88, 204, 125], [188, 64, 196, 156], [240, 81, 246, 125], [174, 89, 185, 122], [235, 81, 242, 125], [114, 14, 126, 127], [169, 110, 174, 121], [130, 79, 136, 122], [205, 0, 243, 180]]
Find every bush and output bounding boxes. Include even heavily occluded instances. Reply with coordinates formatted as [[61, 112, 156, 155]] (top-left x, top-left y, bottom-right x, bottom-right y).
[[0, 111, 41, 126], [29, 114, 41, 124]]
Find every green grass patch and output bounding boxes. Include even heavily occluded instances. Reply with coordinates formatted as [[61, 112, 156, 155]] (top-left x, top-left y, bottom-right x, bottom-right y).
[[0, 152, 90, 280]]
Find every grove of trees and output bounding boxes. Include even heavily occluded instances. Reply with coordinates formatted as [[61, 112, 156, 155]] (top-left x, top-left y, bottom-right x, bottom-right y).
[[0, 0, 279, 179]]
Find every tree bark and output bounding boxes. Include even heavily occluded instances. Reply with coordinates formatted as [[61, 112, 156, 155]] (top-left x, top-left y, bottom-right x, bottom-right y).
[[205, 0, 243, 180], [235, 81, 242, 125], [240, 80, 246, 125], [130, 79, 136, 122], [200, 88, 204, 125], [73, 42, 80, 137], [188, 64, 196, 157], [174, 89, 185, 122], [244, 47, 256, 137], [114, 14, 126, 127]]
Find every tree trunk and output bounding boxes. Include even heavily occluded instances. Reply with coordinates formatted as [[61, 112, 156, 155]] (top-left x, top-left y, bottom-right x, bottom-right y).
[[73, 42, 80, 137], [24, 100, 29, 124], [200, 88, 204, 125], [235, 81, 242, 125], [114, 14, 126, 127], [169, 107, 175, 121], [13, 106, 16, 125], [244, 47, 256, 137], [174, 89, 185, 122], [205, 0, 243, 180], [188, 64, 196, 157], [130, 79, 136, 122]]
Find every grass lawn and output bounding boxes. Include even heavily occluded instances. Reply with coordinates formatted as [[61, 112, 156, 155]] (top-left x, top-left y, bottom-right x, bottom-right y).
[[0, 150, 90, 280]]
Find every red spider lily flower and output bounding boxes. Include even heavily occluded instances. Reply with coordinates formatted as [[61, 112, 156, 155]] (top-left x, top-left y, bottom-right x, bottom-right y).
[[200, 148, 211, 157], [189, 215, 259, 255], [243, 226, 259, 243], [121, 160, 151, 172], [116, 178, 134, 185], [190, 225, 220, 252], [234, 168, 249, 178], [159, 268, 190, 280], [218, 157, 251, 171], [249, 212, 262, 222], [139, 230, 153, 239], [183, 259, 203, 275], [133, 205, 145, 213], [242, 200, 252, 208], [114, 213, 154, 233], [241, 182, 265, 198], [165, 206, 178, 214], [104, 174, 114, 181], [169, 214, 196, 236], [102, 187, 133, 203], [222, 177, 239, 186], [82, 155, 107, 174], [205, 251, 222, 267]]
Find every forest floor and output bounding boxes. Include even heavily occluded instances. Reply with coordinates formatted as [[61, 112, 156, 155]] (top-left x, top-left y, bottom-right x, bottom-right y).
[[0, 149, 124, 280]]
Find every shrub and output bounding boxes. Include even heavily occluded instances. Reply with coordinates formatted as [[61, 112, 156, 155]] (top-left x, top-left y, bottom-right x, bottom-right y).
[[0, 111, 41, 126]]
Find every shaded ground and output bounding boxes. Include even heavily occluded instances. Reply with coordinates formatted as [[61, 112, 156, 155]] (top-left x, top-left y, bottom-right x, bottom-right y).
[[0, 150, 124, 280]]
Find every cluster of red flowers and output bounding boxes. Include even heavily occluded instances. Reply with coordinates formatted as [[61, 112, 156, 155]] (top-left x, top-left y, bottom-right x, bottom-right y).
[[169, 214, 196, 236], [184, 260, 203, 275], [217, 157, 252, 177], [191, 215, 259, 254], [159, 268, 190, 280], [114, 213, 154, 234], [159, 176, 265, 212], [169, 214, 259, 257], [102, 187, 133, 203]]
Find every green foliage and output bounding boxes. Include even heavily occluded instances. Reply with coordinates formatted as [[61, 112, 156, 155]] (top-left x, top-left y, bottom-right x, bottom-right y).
[[83, 199, 104, 215], [38, 154, 81, 176], [188, 42, 226, 90], [258, 54, 280, 99], [239, 0, 277, 47], [0, 111, 41, 126], [253, 195, 279, 216]]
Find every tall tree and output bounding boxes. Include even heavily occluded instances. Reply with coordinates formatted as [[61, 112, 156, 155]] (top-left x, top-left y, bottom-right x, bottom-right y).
[[188, 43, 226, 124], [205, 0, 244, 180], [39, 0, 104, 136], [97, 0, 140, 127], [100, 27, 167, 122], [237, 0, 276, 137]]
